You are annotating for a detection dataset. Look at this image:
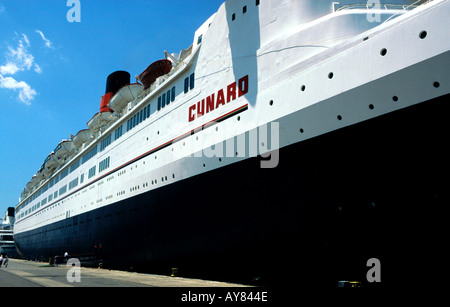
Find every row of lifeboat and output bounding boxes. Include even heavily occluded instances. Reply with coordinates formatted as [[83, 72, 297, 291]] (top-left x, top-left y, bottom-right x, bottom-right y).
[[21, 59, 173, 200]]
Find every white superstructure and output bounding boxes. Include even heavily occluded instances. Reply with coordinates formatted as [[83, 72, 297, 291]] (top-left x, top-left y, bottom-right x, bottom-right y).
[[12, 0, 449, 284]]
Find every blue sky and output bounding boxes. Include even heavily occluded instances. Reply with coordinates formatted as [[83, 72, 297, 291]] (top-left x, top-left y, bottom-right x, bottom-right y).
[[0, 0, 224, 218]]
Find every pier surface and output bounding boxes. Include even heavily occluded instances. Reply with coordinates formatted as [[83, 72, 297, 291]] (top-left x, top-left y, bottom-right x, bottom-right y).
[[0, 258, 250, 287]]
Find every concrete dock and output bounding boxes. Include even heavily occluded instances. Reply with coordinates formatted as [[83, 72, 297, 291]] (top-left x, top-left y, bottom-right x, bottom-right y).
[[0, 258, 251, 287]]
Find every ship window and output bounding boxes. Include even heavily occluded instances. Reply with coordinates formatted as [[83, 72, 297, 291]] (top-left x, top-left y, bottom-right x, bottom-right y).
[[59, 185, 67, 195], [232, 13, 236, 21], [100, 134, 112, 152], [162, 93, 166, 108], [142, 106, 147, 120], [70, 159, 80, 173], [60, 169, 69, 180], [99, 157, 110, 173], [243, 6, 247, 13], [88, 166, 96, 179], [184, 77, 189, 93], [82, 145, 98, 164], [197, 34, 203, 45], [184, 73, 195, 93], [158, 96, 162, 110], [69, 177, 79, 190], [190, 73, 195, 90], [114, 126, 123, 140], [166, 90, 171, 105], [256, 0, 260, 6], [171, 86, 176, 102]]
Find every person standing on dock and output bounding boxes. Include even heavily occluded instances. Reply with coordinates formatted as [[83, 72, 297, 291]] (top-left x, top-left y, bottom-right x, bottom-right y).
[[0, 255, 3, 267], [3, 256, 8, 268]]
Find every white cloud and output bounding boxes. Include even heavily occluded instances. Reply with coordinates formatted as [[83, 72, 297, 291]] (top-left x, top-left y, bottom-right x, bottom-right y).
[[0, 33, 40, 105], [0, 75, 37, 105], [6, 37, 35, 72], [0, 62, 20, 75], [0, 4, 5, 14], [35, 30, 53, 49], [34, 64, 42, 74], [22, 33, 30, 46]]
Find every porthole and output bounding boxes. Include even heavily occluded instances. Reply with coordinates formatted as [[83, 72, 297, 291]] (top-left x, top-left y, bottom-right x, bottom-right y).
[[237, 116, 241, 121], [369, 104, 375, 110], [337, 115, 342, 121], [300, 85, 306, 92], [328, 72, 334, 79], [299, 128, 304, 133], [269, 100, 273, 106], [419, 31, 427, 39], [392, 96, 399, 102], [433, 81, 440, 88], [380, 48, 387, 56]]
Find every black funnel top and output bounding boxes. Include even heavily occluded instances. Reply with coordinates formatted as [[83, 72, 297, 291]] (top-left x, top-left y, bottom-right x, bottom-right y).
[[106, 71, 130, 94], [7, 207, 15, 217]]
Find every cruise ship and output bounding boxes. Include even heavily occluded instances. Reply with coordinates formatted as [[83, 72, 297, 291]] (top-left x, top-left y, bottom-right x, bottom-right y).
[[1, 208, 18, 258], [13, 0, 449, 286]]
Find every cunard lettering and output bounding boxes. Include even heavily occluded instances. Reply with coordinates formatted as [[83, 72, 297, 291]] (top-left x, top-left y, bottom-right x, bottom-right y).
[[188, 75, 249, 122]]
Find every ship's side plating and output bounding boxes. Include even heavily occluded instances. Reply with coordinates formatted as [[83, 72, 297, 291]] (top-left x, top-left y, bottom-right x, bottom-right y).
[[14, 0, 450, 286]]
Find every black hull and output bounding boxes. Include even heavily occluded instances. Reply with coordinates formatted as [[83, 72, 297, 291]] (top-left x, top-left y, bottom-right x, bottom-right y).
[[15, 93, 449, 287]]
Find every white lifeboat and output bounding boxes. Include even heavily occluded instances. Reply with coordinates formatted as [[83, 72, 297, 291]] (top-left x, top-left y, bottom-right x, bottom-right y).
[[73, 129, 93, 148], [108, 83, 143, 113], [55, 139, 76, 160], [30, 175, 39, 185], [44, 152, 60, 170], [44, 151, 60, 170], [25, 181, 34, 190], [87, 112, 115, 133], [36, 169, 45, 181]]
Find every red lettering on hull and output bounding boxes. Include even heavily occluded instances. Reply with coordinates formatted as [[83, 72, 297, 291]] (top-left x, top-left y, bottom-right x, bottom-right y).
[[188, 75, 249, 122]]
